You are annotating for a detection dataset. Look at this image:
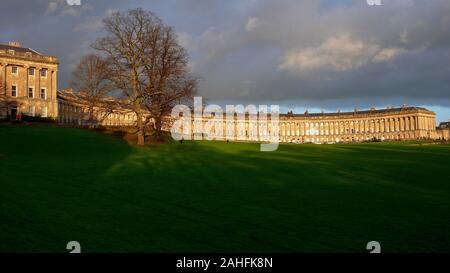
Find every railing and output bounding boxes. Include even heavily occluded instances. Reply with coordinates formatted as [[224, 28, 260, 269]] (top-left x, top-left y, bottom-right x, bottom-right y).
[[0, 50, 58, 63]]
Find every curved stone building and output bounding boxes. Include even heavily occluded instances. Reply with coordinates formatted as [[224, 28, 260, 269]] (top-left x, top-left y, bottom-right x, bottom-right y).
[[56, 89, 443, 143], [278, 107, 437, 143], [175, 106, 439, 144]]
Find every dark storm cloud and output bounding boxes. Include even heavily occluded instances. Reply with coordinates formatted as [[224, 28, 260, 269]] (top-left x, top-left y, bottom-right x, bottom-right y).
[[180, 0, 450, 111], [1, 0, 450, 112]]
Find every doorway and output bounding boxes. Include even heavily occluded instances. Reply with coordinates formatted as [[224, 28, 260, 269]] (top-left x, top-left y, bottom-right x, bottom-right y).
[[10, 108, 17, 120]]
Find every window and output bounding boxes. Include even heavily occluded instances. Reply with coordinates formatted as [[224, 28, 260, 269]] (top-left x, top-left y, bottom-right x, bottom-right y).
[[42, 107, 48, 118], [12, 66, 18, 75], [28, 87, 34, 98], [40, 88, 46, 100], [40, 69, 47, 78], [28, 68, 35, 76], [11, 85, 17, 97], [28, 106, 35, 117]]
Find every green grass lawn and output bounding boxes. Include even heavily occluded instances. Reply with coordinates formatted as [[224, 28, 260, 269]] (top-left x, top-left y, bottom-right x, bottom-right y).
[[1, 125, 450, 253]]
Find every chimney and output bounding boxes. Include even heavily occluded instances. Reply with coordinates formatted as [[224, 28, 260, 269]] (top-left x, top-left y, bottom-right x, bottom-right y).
[[8, 41, 22, 48]]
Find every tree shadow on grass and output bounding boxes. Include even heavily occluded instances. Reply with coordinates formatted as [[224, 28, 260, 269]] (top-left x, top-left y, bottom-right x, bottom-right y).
[[0, 125, 135, 253]]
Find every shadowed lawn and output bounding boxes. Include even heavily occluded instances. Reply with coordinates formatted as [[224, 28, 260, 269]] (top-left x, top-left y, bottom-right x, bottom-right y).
[[1, 125, 450, 252]]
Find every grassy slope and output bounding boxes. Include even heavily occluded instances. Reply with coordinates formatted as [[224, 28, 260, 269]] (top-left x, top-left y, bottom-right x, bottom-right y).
[[0, 125, 450, 253]]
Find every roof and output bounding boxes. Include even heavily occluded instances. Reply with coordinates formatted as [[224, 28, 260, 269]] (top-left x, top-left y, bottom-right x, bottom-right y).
[[439, 122, 450, 128], [285, 106, 434, 118], [57, 89, 134, 111], [0, 43, 42, 55], [0, 43, 58, 64]]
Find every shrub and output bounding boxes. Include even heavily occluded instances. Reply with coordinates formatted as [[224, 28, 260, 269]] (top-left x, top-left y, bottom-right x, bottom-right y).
[[21, 114, 56, 123]]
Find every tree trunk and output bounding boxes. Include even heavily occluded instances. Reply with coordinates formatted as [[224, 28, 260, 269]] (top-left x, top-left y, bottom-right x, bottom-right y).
[[136, 111, 145, 146], [88, 107, 95, 129], [132, 72, 145, 146], [155, 117, 163, 141]]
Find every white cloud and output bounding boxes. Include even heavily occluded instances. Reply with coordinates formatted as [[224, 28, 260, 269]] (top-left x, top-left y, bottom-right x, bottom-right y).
[[372, 48, 406, 63], [73, 19, 102, 32], [245, 17, 262, 32], [279, 33, 380, 73], [46, 1, 59, 13], [279, 34, 409, 74], [177, 32, 197, 51], [73, 9, 116, 32], [46, 0, 93, 16], [198, 27, 239, 60]]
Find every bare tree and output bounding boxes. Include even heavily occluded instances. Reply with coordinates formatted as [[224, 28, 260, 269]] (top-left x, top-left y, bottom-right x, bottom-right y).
[[141, 23, 198, 141], [93, 8, 197, 145], [71, 54, 114, 128], [93, 9, 156, 145]]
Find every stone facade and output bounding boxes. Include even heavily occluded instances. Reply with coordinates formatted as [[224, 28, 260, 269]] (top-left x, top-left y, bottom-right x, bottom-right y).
[[277, 107, 438, 143], [0, 42, 58, 119], [437, 122, 450, 141], [58, 90, 441, 143], [57, 89, 175, 132], [178, 106, 440, 143], [57, 89, 138, 127]]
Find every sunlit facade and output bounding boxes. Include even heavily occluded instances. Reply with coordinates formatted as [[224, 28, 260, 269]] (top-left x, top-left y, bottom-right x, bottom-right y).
[[0, 42, 58, 119]]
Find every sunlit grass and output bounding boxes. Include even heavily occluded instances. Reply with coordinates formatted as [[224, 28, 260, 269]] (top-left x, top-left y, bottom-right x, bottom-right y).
[[1, 125, 450, 252]]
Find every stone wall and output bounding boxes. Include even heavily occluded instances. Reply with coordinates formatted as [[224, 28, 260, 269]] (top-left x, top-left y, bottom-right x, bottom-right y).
[[0, 47, 58, 119]]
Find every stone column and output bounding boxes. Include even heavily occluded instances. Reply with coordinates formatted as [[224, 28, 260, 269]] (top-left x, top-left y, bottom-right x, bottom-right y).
[[2, 63, 7, 95], [415, 116, 419, 131], [37, 66, 41, 102], [24, 65, 29, 99]]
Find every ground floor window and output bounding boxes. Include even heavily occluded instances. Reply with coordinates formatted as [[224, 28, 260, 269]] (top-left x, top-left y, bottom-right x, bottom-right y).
[[28, 106, 35, 117], [11, 85, 17, 97], [42, 106, 48, 118], [28, 87, 34, 98], [40, 88, 46, 100]]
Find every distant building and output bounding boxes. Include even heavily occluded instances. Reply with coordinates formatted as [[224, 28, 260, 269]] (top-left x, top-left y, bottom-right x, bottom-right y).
[[57, 89, 173, 131], [437, 121, 450, 140], [56, 90, 448, 143], [181, 106, 442, 143], [438, 121, 450, 129], [0, 42, 59, 119], [57, 88, 138, 127]]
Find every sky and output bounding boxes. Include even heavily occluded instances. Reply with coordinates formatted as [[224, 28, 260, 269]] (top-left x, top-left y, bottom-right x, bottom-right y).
[[1, 0, 450, 121]]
